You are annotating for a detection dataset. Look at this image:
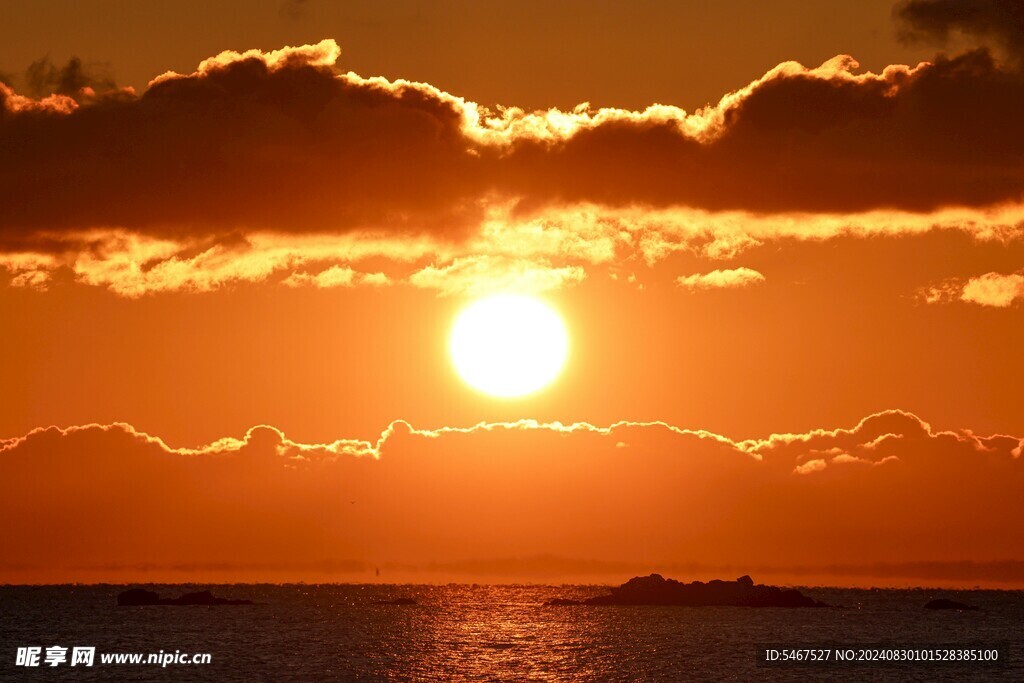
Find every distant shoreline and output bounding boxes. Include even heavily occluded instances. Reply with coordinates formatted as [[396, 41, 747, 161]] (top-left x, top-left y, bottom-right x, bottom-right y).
[[2, 582, 1022, 592]]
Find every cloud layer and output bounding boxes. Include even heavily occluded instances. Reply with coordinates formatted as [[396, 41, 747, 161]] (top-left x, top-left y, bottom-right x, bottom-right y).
[[2, 27, 1024, 294], [5, 39, 1024, 230], [2, 410, 1021, 585]]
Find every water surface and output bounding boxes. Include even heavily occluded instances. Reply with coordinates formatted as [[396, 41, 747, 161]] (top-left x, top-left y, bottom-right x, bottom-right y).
[[1, 584, 1020, 680]]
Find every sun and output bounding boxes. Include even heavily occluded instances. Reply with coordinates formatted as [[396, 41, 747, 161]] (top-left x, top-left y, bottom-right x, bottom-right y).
[[450, 294, 569, 398]]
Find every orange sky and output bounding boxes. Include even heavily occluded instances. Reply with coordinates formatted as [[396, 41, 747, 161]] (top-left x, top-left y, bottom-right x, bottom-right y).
[[1, 0, 1023, 587]]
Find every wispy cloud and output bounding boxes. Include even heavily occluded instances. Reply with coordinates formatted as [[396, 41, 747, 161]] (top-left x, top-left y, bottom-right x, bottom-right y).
[[676, 267, 765, 291], [923, 269, 1024, 307]]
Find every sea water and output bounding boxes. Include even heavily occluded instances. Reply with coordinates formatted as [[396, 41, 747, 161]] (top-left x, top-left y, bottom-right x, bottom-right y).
[[1, 584, 1021, 681]]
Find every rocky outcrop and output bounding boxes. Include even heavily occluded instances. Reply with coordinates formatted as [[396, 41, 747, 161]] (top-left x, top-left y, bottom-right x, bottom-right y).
[[117, 588, 253, 606], [924, 598, 979, 611], [545, 574, 828, 608]]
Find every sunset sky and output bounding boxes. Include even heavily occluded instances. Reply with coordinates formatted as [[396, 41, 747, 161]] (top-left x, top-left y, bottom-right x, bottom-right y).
[[1, 0, 1023, 587]]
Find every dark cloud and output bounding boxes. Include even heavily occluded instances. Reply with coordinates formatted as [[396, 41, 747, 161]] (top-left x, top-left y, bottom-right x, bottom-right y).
[[896, 0, 1024, 63], [0, 44, 482, 241], [503, 50, 1024, 214], [2, 35, 1024, 253], [23, 56, 117, 98]]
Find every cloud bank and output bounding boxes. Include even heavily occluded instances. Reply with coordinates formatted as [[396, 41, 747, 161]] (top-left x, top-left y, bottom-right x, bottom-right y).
[[5, 39, 1024, 231], [1, 410, 1021, 585], [2, 19, 1024, 295]]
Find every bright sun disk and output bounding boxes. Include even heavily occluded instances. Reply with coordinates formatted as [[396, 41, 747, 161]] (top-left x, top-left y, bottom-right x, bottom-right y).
[[449, 294, 569, 398]]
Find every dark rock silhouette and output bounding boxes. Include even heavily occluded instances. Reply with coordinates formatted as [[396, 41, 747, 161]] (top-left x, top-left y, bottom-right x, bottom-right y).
[[117, 588, 253, 606], [117, 588, 162, 606], [924, 598, 979, 611], [545, 574, 828, 608], [371, 597, 417, 605]]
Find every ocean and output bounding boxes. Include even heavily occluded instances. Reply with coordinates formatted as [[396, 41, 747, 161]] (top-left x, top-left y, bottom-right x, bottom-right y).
[[1, 584, 1021, 681]]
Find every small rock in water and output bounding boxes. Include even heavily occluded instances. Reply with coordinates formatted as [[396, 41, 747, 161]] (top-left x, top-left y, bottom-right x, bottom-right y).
[[546, 574, 828, 608], [117, 588, 253, 606], [923, 598, 979, 611]]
